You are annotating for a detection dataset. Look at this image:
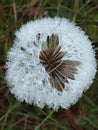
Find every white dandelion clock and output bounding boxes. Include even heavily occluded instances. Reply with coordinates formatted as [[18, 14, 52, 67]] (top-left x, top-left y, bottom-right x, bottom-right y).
[[5, 17, 96, 110]]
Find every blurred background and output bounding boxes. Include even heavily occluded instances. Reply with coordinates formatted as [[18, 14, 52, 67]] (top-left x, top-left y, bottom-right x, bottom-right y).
[[0, 0, 98, 130]]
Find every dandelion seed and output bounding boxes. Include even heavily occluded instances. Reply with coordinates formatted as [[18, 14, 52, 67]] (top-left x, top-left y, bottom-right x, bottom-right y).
[[5, 17, 96, 110]]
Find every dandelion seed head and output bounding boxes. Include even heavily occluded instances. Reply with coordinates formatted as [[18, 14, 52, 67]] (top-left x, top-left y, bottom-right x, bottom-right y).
[[5, 17, 96, 110]]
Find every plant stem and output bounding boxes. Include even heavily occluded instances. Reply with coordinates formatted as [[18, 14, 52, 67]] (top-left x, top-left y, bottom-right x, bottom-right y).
[[34, 110, 54, 130]]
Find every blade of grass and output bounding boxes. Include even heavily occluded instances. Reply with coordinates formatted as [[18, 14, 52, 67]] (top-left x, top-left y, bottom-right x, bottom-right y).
[[1, 101, 20, 130], [41, 110, 68, 129], [81, 116, 98, 129], [79, 0, 91, 12], [56, 0, 61, 16], [73, 0, 80, 21], [12, 0, 17, 22], [34, 110, 54, 130]]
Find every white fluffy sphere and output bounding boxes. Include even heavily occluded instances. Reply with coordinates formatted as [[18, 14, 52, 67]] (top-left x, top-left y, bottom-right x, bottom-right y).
[[5, 17, 96, 110]]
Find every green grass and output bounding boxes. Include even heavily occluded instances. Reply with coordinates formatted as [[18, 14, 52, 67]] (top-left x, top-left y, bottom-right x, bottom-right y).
[[0, 0, 98, 130]]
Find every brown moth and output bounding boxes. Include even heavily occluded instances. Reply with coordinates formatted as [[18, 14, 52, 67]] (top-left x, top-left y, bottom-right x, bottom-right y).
[[39, 34, 80, 91]]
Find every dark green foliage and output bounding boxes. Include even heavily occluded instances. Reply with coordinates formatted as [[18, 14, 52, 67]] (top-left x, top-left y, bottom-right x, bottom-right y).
[[0, 0, 98, 130]]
